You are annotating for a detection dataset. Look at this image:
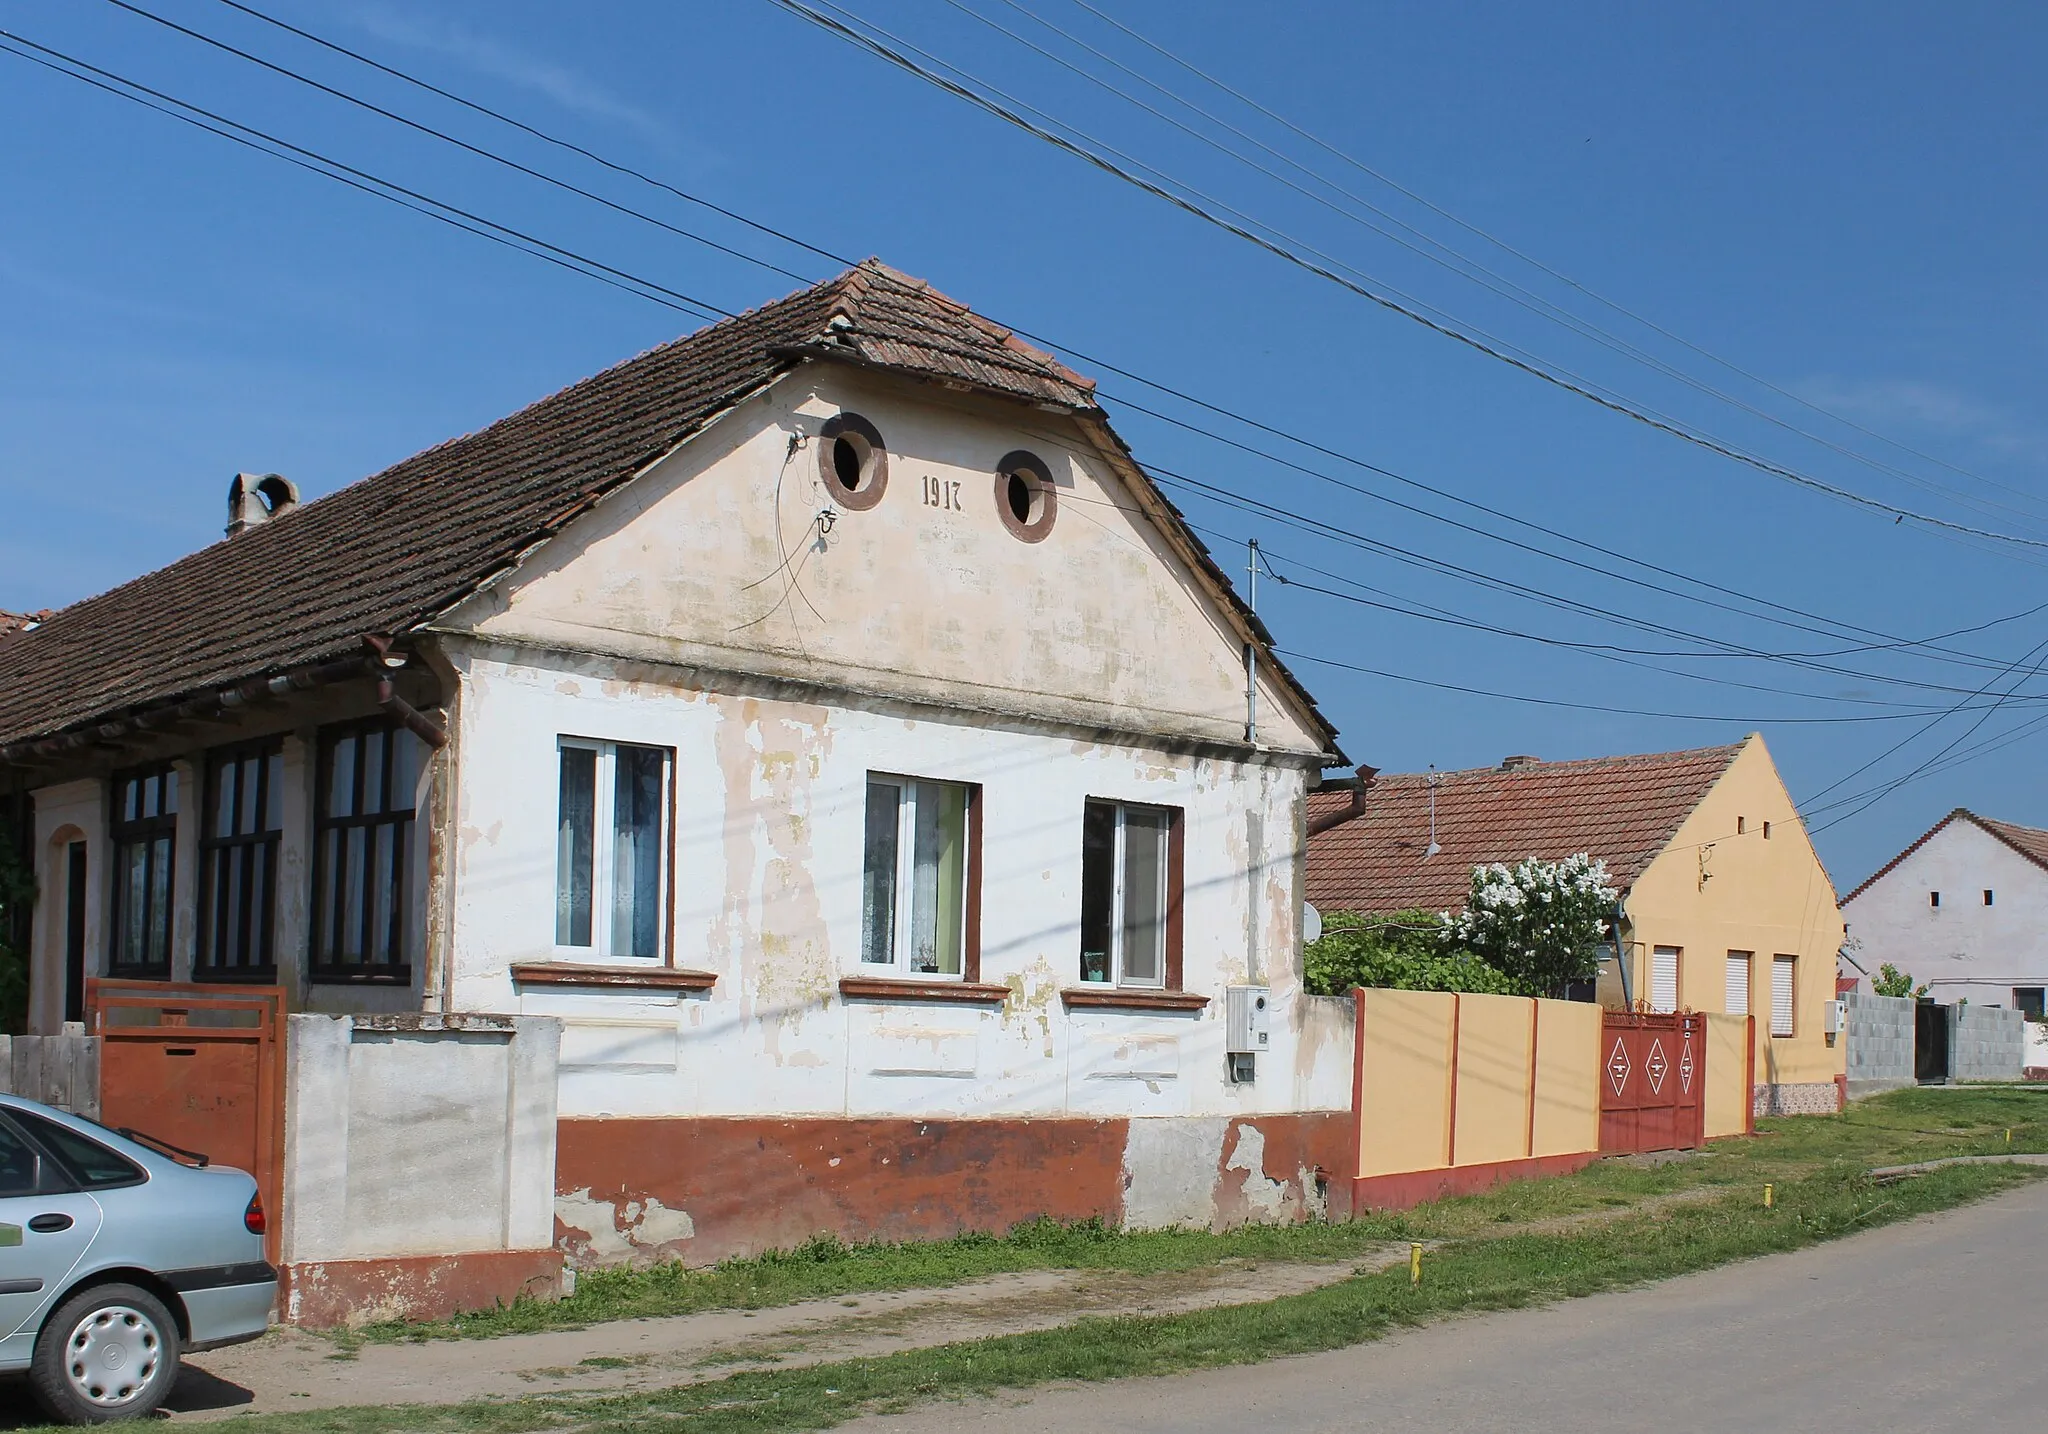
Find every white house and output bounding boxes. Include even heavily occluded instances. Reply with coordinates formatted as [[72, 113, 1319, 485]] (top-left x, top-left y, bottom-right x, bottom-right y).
[[1841, 808, 2048, 1014], [0, 262, 1356, 1311]]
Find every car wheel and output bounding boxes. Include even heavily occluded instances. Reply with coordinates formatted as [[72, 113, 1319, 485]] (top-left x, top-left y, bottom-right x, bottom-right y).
[[28, 1283, 182, 1425]]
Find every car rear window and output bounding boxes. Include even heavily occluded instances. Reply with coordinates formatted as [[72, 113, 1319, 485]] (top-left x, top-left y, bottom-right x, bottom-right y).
[[0, 1123, 39, 1197], [10, 1110, 145, 1189]]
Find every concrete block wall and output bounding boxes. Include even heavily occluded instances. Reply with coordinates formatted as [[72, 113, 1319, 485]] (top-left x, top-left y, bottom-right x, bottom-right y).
[[1843, 992, 1915, 1098], [1950, 1003, 2024, 1083], [279, 1012, 564, 1326]]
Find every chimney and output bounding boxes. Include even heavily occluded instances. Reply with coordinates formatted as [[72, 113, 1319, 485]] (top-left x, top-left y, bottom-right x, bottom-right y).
[[1499, 754, 1541, 772], [226, 472, 299, 537]]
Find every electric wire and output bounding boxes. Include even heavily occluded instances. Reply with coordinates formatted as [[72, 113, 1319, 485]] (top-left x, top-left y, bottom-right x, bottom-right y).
[[147, 0, 2048, 669], [767, 0, 2048, 553], [1052, 0, 2048, 517]]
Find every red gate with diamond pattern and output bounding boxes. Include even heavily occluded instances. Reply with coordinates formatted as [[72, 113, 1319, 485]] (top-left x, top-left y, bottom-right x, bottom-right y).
[[1600, 1011, 1705, 1153]]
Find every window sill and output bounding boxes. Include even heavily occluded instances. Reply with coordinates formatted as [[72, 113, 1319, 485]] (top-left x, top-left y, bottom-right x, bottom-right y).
[[511, 962, 717, 993], [839, 975, 1010, 1005], [1061, 987, 1210, 1012]]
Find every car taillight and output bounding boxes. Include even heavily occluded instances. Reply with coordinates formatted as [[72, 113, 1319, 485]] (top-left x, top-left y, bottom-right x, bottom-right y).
[[244, 1191, 266, 1236]]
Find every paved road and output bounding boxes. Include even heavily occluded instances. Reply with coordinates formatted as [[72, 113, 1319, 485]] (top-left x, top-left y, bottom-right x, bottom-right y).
[[851, 1179, 2048, 1433]]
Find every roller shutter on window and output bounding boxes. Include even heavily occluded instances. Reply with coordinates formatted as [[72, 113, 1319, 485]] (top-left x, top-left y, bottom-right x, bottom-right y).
[[1725, 953, 1751, 1016], [1771, 955, 1797, 1036], [1651, 946, 1680, 1013]]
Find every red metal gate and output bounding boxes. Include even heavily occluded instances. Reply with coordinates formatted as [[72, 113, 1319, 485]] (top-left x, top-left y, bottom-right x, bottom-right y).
[[86, 979, 286, 1261], [1600, 1011, 1705, 1154]]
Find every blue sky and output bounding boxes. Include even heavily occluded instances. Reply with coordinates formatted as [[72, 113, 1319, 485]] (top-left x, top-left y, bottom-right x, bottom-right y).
[[3, 0, 2046, 889]]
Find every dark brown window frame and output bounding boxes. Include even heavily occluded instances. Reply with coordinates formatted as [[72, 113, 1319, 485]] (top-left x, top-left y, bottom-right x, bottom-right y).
[[994, 449, 1058, 543], [1076, 798, 1185, 992], [818, 412, 889, 512], [108, 764, 179, 980], [310, 719, 421, 986], [195, 740, 284, 985]]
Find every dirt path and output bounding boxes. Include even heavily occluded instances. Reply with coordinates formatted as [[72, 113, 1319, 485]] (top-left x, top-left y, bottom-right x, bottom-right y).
[[162, 1252, 1406, 1419]]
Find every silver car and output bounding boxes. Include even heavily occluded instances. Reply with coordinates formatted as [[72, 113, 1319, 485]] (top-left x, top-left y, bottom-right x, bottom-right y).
[[0, 1094, 275, 1424]]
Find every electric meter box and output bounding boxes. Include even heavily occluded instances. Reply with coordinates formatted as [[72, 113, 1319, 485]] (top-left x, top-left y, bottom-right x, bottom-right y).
[[1226, 986, 1271, 1055], [1824, 999, 1846, 1035]]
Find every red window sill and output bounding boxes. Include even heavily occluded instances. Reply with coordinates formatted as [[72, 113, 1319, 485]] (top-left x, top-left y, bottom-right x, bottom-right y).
[[1060, 987, 1210, 1012], [510, 962, 717, 992], [838, 976, 1010, 1005]]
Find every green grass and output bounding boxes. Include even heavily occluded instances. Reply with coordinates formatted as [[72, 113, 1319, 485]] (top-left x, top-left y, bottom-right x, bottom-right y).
[[361, 1084, 2048, 1345], [165, 1150, 2044, 1434]]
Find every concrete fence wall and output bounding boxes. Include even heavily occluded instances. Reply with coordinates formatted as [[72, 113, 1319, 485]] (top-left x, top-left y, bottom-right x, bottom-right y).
[[1844, 992, 1916, 1098], [0, 1032, 99, 1117], [1950, 1003, 2024, 1084], [279, 1012, 563, 1327], [1351, 990, 1602, 1210]]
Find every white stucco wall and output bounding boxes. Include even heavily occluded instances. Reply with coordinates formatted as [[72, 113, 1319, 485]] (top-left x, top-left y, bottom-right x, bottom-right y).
[[441, 644, 1352, 1121], [1843, 820, 2048, 1007]]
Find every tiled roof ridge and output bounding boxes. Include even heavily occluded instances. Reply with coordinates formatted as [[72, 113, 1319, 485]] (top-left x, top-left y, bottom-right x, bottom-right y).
[[843, 259, 1096, 395], [1842, 806, 2048, 905], [1351, 740, 1749, 788]]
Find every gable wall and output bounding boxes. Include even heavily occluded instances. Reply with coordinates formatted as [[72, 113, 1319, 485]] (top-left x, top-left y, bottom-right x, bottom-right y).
[[443, 366, 1325, 758], [1842, 821, 2048, 1004], [1625, 737, 1846, 1094]]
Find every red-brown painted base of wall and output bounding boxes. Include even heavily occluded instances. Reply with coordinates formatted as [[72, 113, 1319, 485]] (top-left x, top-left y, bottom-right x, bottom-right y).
[[1350, 1152, 1598, 1214], [280, 1249, 564, 1329], [555, 1114, 1353, 1268]]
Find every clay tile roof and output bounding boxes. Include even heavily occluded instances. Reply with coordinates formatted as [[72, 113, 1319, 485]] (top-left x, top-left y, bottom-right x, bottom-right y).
[[0, 261, 1328, 755], [1841, 808, 2048, 905], [0, 610, 47, 639], [1305, 741, 1748, 914]]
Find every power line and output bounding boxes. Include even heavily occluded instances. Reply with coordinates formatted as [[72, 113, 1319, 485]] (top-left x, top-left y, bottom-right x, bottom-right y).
[[0, 32, 726, 323], [768, 0, 2048, 554], [148, 0, 2048, 667], [17, 13, 2048, 740], [939, 0, 2048, 535], [1051, 0, 2048, 520]]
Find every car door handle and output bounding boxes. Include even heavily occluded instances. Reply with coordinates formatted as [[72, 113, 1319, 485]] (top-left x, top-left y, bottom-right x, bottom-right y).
[[27, 1214, 72, 1234]]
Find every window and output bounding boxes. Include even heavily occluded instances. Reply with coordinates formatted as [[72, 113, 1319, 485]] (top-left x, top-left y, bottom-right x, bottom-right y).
[[1736, 817, 1746, 835], [196, 743, 284, 982], [9, 1110, 143, 1189], [1725, 952, 1752, 1016], [861, 776, 975, 978], [556, 740, 671, 959], [1984, 889, 1995, 907], [1079, 800, 1181, 988], [1930, 891, 1941, 908], [1649, 946, 1681, 1014], [818, 412, 888, 511], [1762, 821, 1772, 839], [1771, 955, 1797, 1037], [994, 450, 1058, 543], [2014, 987, 2045, 1020], [312, 721, 423, 983], [0, 1121, 39, 1197], [62, 841, 87, 1024], [109, 765, 178, 977]]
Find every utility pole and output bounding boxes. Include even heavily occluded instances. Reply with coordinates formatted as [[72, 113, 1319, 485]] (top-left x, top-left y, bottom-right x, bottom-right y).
[[1244, 538, 1259, 745]]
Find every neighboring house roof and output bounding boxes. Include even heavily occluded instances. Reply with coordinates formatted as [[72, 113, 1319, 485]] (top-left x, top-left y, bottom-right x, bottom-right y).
[[0, 610, 46, 639], [1305, 741, 1748, 914], [1840, 808, 2048, 906], [0, 261, 1335, 755]]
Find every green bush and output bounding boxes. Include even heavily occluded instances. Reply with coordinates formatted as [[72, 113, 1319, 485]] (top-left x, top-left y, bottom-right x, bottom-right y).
[[1871, 962, 1928, 1000], [0, 820, 32, 1035], [1303, 910, 1534, 998]]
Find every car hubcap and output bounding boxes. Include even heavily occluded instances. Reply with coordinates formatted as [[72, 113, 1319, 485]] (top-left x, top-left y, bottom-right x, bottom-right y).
[[64, 1305, 163, 1408]]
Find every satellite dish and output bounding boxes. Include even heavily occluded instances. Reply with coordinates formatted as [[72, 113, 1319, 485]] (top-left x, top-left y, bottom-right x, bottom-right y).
[[1303, 902, 1324, 945]]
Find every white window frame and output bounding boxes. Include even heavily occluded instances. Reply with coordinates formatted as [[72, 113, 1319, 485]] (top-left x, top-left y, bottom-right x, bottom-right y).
[[1081, 800, 1172, 990], [861, 774, 971, 981], [555, 737, 672, 962]]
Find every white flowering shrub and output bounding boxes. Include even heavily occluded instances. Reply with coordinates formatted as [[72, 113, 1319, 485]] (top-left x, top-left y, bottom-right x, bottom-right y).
[[1442, 854, 1616, 998]]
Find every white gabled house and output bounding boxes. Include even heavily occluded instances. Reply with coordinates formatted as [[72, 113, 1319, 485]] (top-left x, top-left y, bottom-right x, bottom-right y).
[[0, 262, 1356, 1318]]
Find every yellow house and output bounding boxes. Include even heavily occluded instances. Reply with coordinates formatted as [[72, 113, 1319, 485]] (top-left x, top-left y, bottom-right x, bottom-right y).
[[1306, 735, 1846, 1117]]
